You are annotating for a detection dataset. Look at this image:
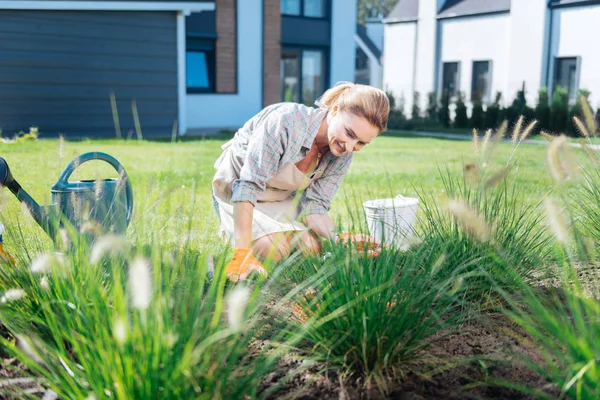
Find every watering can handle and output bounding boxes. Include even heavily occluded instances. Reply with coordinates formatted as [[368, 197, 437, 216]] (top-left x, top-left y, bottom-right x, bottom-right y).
[[56, 152, 134, 227]]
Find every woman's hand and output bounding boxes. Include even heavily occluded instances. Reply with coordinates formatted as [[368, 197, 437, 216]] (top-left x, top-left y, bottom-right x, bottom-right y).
[[224, 248, 267, 282], [337, 233, 382, 258]]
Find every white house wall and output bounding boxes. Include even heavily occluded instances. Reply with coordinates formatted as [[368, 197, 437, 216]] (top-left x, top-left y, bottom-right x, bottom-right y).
[[550, 4, 600, 108], [507, 0, 547, 106], [440, 14, 511, 105], [330, 0, 357, 86], [185, 0, 262, 131], [383, 22, 416, 114]]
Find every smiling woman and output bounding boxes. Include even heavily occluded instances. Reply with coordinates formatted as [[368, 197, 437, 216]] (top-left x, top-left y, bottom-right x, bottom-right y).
[[211, 81, 390, 281]]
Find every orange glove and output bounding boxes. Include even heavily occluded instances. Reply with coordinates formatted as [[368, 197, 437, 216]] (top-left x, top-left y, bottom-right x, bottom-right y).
[[224, 248, 267, 282], [337, 233, 382, 258]]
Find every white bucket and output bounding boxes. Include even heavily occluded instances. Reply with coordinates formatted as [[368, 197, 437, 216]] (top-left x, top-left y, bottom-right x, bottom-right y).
[[363, 195, 419, 249]]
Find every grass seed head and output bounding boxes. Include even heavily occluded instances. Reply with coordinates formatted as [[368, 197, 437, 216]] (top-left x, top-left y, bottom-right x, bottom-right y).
[[128, 257, 152, 311], [463, 163, 482, 186], [446, 200, 491, 242], [227, 286, 250, 331], [90, 235, 129, 264], [512, 116, 524, 143], [472, 129, 480, 154], [16, 335, 44, 365], [580, 94, 598, 136], [31, 252, 65, 274], [1, 288, 26, 303], [112, 317, 127, 345], [520, 119, 538, 141], [484, 167, 511, 190], [547, 135, 570, 183], [543, 197, 570, 245], [573, 116, 590, 138]]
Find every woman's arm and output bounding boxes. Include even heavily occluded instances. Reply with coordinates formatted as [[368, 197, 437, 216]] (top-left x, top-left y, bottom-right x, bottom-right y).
[[233, 201, 255, 248]]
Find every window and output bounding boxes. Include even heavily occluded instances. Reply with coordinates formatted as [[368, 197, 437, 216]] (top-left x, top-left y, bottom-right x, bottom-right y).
[[281, 50, 300, 102], [282, 0, 326, 17], [442, 62, 460, 97], [186, 39, 215, 93], [471, 61, 492, 103], [185, 12, 217, 93], [281, 48, 326, 105], [304, 0, 325, 17], [281, 0, 300, 15], [554, 57, 579, 104]]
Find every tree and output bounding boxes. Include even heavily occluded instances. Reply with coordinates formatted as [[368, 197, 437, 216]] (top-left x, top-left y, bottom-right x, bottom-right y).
[[454, 92, 469, 129], [357, 0, 397, 24], [535, 88, 551, 132], [485, 92, 503, 129], [470, 100, 485, 130]]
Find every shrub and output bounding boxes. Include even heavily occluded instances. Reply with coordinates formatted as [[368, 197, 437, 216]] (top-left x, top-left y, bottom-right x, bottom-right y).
[[506, 83, 535, 127], [438, 91, 451, 128], [454, 92, 469, 129], [550, 86, 569, 133], [411, 91, 421, 121], [0, 235, 285, 399], [470, 100, 485, 130], [426, 91, 438, 125], [285, 236, 470, 389], [535, 88, 551, 132], [484, 92, 503, 129], [417, 125, 551, 305]]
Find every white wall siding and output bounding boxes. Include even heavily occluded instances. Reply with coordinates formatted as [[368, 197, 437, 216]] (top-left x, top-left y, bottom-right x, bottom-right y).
[[186, 0, 262, 130], [507, 0, 547, 106], [440, 14, 510, 105], [383, 22, 416, 114], [414, 0, 439, 103], [551, 5, 600, 108], [330, 0, 357, 86]]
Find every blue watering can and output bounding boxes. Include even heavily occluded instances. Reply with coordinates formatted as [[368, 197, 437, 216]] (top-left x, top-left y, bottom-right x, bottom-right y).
[[0, 152, 133, 241]]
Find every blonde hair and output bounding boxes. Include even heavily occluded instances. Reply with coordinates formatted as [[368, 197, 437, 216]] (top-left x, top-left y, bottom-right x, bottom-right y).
[[318, 82, 390, 132]]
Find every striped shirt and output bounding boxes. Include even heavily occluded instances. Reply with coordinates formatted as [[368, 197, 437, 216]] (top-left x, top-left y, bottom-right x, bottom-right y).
[[228, 102, 353, 215]]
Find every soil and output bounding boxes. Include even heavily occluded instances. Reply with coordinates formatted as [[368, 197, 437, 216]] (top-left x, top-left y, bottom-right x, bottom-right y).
[[260, 316, 558, 400]]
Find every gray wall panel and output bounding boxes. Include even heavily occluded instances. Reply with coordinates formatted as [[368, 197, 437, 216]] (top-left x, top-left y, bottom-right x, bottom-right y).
[[0, 10, 178, 138]]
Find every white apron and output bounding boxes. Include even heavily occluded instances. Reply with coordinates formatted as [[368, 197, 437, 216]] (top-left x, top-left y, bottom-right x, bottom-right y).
[[212, 140, 324, 244]]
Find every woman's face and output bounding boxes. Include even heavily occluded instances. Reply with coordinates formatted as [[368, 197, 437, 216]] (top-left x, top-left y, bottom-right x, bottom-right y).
[[326, 106, 379, 157]]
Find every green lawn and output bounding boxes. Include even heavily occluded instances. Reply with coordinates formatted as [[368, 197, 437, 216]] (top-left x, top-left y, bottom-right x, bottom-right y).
[[0, 133, 554, 256]]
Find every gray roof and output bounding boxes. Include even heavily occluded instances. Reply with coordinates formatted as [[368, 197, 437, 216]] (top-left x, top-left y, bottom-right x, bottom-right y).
[[549, 0, 594, 6], [438, 0, 511, 19], [382, 0, 418, 23], [356, 24, 381, 60]]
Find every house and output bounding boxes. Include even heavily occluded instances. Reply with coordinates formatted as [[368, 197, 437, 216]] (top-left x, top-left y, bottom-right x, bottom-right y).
[[0, 0, 356, 138], [382, 0, 600, 115], [355, 17, 384, 88]]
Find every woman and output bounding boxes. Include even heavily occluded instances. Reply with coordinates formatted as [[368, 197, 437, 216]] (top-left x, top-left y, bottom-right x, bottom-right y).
[[212, 82, 390, 281]]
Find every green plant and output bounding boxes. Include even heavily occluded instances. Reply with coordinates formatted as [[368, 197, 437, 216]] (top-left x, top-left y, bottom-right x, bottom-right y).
[[438, 91, 451, 128], [411, 91, 421, 123], [454, 92, 469, 129], [535, 88, 551, 132], [471, 100, 485, 130], [0, 234, 286, 399], [506, 83, 535, 127], [417, 124, 552, 304], [551, 86, 569, 134], [484, 92, 503, 129], [426, 91, 438, 125], [284, 236, 470, 391]]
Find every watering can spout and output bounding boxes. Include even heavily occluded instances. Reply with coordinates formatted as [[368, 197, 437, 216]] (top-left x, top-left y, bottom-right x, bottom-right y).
[[0, 157, 56, 239]]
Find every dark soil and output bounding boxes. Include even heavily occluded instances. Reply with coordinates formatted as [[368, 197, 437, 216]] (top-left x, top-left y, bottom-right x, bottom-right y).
[[260, 316, 558, 400]]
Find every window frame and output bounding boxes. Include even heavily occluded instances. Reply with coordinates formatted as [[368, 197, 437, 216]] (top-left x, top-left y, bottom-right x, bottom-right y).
[[553, 56, 581, 105], [470, 60, 493, 104]]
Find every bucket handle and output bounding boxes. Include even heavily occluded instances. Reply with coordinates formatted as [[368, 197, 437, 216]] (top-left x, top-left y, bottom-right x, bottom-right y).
[[55, 152, 134, 228]]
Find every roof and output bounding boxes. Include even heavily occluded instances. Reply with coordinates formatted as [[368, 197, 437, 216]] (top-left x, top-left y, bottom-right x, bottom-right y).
[[438, 0, 511, 19], [382, 0, 418, 23], [549, 0, 598, 6], [356, 24, 381, 61]]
